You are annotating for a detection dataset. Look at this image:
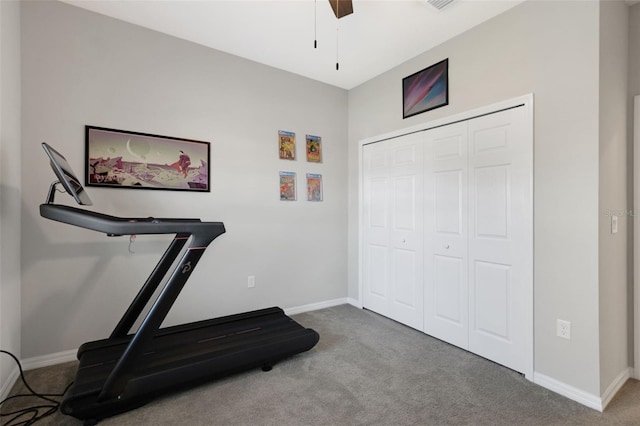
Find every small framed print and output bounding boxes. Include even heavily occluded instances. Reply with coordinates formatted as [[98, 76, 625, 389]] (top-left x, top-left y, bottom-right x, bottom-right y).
[[306, 134, 322, 163], [278, 130, 296, 160], [279, 171, 297, 201], [307, 173, 323, 202], [402, 58, 449, 119]]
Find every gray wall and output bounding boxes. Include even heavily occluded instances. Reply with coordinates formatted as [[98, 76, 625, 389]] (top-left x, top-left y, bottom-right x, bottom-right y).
[[20, 1, 348, 358], [348, 0, 603, 397], [630, 0, 640, 382], [598, 0, 630, 395], [0, 0, 22, 396], [631, 4, 640, 99]]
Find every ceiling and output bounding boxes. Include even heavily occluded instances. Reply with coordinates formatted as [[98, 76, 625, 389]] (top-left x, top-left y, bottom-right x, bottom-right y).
[[60, 0, 526, 90]]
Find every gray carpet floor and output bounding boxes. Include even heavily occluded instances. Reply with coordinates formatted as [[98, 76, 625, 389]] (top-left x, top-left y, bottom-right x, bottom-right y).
[[3, 304, 640, 425]]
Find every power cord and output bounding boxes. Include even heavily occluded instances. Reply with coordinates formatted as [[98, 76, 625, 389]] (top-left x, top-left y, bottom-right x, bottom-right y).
[[0, 350, 73, 426]]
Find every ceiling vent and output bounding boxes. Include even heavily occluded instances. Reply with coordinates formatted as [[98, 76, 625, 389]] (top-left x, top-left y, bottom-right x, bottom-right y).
[[426, 0, 455, 11]]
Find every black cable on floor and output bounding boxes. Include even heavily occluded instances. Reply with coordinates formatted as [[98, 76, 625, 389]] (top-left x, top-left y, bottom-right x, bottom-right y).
[[0, 350, 73, 426]]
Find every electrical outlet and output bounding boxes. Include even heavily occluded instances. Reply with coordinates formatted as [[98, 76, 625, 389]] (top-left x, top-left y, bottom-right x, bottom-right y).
[[557, 319, 571, 340], [248, 275, 255, 288]]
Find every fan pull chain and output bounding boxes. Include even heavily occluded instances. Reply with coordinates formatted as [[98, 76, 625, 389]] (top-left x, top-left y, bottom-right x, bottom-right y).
[[336, 0, 340, 70], [336, 26, 339, 70], [314, 0, 317, 48]]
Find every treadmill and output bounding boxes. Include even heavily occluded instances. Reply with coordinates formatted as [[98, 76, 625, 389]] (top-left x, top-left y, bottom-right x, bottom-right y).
[[39, 143, 320, 424]]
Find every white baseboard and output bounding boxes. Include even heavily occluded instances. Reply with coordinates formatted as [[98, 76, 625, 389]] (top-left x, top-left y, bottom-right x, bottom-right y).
[[347, 297, 362, 308], [284, 297, 350, 315], [21, 348, 77, 371], [1, 365, 20, 401], [534, 366, 631, 412], [534, 372, 603, 411], [600, 367, 632, 410]]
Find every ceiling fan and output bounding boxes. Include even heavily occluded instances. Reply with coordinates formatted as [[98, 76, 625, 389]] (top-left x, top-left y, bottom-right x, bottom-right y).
[[315, 0, 353, 70], [328, 0, 353, 19]]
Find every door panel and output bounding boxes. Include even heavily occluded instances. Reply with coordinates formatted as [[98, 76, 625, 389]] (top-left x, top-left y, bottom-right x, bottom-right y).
[[474, 165, 510, 239], [363, 143, 391, 316], [368, 245, 388, 298], [474, 260, 511, 341], [363, 133, 423, 330], [434, 255, 464, 325], [424, 122, 469, 348], [468, 107, 531, 373], [388, 134, 423, 330], [395, 249, 418, 307], [435, 170, 463, 234]]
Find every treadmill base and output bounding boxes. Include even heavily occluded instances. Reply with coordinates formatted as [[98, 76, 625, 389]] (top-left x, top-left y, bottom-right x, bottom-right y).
[[61, 307, 319, 423]]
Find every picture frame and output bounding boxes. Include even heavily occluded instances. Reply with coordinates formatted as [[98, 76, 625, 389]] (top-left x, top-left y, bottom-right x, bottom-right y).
[[402, 58, 449, 119], [307, 173, 323, 202], [85, 126, 210, 192], [306, 134, 322, 163], [279, 171, 297, 201], [278, 130, 296, 160]]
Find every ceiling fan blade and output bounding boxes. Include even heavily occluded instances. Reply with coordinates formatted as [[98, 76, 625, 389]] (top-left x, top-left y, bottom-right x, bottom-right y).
[[328, 0, 353, 19]]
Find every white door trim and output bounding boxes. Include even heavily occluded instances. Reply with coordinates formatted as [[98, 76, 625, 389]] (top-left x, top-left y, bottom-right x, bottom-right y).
[[634, 95, 640, 380], [358, 93, 534, 379]]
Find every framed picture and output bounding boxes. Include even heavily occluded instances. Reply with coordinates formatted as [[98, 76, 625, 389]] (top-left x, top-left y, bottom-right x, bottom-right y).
[[278, 130, 296, 160], [85, 126, 210, 192], [279, 171, 297, 201], [306, 135, 322, 163], [307, 173, 323, 202], [402, 58, 449, 119]]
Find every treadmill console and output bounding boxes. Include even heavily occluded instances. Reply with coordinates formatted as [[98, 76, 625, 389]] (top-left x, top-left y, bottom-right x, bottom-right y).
[[42, 142, 93, 206]]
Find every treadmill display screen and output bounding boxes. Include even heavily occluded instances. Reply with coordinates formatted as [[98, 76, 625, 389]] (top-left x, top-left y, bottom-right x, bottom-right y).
[[42, 142, 93, 206]]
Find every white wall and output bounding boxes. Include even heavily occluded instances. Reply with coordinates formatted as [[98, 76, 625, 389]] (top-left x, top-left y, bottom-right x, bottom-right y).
[[348, 0, 603, 398], [0, 0, 22, 397], [20, 1, 348, 359], [598, 0, 630, 396]]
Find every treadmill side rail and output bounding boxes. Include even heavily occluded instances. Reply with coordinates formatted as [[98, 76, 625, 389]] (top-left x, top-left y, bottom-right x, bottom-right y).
[[40, 203, 225, 240]]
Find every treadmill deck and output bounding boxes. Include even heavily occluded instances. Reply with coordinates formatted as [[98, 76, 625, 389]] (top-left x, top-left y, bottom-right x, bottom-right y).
[[61, 307, 319, 421]]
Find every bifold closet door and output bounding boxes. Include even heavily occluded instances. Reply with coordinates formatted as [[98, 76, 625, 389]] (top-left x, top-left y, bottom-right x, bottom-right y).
[[423, 107, 531, 374], [467, 107, 531, 373], [362, 133, 424, 330], [423, 122, 469, 349], [363, 104, 531, 375]]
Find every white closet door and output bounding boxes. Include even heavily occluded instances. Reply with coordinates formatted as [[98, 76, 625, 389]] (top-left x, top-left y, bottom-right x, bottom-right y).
[[362, 101, 532, 375], [467, 107, 532, 373], [363, 133, 424, 330], [423, 122, 469, 348]]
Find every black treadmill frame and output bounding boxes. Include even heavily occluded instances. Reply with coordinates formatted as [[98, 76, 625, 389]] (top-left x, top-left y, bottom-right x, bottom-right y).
[[39, 202, 319, 423]]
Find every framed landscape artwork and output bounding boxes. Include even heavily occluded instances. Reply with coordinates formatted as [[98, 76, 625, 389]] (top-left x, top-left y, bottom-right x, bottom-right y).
[[85, 126, 210, 192]]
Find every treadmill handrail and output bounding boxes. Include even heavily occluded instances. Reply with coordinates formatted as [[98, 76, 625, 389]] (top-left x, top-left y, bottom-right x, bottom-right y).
[[40, 203, 225, 237]]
